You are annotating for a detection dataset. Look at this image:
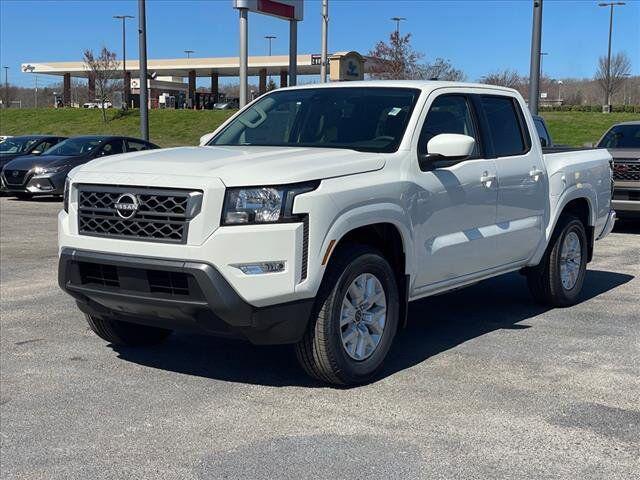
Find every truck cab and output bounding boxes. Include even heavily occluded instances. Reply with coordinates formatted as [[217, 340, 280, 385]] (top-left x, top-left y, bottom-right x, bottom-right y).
[[58, 81, 615, 385]]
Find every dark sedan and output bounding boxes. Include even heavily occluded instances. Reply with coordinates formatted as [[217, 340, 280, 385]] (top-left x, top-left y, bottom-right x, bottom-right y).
[[1, 136, 159, 199], [0, 135, 68, 170]]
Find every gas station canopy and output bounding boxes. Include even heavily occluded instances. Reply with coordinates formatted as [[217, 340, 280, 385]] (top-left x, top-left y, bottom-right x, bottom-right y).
[[21, 53, 369, 79]]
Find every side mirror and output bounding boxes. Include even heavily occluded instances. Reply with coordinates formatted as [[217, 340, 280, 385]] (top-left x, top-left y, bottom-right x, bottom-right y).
[[420, 134, 475, 170], [539, 137, 548, 148]]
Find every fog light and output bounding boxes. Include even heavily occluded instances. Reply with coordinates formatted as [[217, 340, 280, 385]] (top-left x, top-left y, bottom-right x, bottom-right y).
[[231, 261, 285, 275]]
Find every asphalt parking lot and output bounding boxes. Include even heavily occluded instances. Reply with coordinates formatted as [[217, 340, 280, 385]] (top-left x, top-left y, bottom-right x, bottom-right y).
[[1, 196, 638, 479]]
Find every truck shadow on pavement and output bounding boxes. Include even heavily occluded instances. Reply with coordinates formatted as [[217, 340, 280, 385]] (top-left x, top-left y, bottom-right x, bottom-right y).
[[112, 269, 633, 388]]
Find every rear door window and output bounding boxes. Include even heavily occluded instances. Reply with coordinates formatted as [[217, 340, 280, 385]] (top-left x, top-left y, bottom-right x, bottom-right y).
[[126, 140, 153, 152], [479, 96, 529, 157]]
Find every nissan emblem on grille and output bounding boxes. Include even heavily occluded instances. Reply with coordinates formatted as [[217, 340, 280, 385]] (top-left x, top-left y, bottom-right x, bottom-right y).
[[12, 171, 19, 177], [114, 193, 140, 219]]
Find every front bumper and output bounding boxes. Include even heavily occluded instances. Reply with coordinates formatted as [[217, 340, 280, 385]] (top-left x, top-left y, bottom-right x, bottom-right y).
[[58, 248, 314, 345], [1, 170, 66, 195]]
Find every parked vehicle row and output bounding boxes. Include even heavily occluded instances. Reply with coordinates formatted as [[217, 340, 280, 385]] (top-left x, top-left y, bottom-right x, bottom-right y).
[[58, 81, 616, 385], [1, 135, 158, 199]]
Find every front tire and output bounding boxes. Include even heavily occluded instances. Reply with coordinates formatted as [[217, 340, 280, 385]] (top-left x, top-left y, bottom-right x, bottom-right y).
[[295, 244, 400, 385], [85, 314, 172, 346], [526, 214, 588, 307]]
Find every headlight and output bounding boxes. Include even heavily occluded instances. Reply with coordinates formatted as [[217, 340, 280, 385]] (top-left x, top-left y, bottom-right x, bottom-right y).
[[222, 182, 319, 225], [63, 177, 71, 213], [34, 165, 64, 175]]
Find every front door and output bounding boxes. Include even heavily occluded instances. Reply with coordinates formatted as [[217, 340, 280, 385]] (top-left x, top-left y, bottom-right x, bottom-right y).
[[409, 93, 499, 292]]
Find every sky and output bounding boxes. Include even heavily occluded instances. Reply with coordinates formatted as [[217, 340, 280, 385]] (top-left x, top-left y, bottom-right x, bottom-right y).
[[1, 0, 638, 89]]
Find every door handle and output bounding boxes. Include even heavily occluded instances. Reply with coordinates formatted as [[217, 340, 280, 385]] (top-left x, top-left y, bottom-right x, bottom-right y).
[[529, 167, 544, 181], [480, 171, 496, 188]]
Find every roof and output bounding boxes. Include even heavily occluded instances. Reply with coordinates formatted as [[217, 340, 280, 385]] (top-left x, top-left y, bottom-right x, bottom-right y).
[[612, 120, 640, 126], [278, 79, 519, 94]]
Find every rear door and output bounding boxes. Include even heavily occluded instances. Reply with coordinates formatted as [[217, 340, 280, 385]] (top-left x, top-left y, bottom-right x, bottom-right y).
[[410, 92, 500, 290], [475, 94, 547, 265]]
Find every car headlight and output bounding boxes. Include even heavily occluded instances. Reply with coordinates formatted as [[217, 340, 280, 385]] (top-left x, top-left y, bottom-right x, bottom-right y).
[[34, 165, 64, 175], [222, 182, 319, 225], [63, 177, 71, 213]]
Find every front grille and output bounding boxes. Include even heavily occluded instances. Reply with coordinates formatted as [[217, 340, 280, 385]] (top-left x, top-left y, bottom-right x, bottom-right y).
[[3, 170, 29, 186], [613, 161, 640, 182], [77, 185, 203, 244]]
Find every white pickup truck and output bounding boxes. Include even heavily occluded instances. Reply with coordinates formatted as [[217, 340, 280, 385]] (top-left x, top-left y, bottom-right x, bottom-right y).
[[58, 81, 615, 385]]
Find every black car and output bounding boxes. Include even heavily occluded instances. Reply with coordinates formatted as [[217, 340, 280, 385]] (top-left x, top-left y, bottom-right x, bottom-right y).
[[1, 136, 159, 199], [0, 135, 68, 170]]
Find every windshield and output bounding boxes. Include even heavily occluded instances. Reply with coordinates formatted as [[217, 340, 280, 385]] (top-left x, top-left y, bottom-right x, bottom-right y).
[[208, 87, 421, 153], [598, 124, 640, 149], [43, 137, 103, 156], [0, 137, 39, 154]]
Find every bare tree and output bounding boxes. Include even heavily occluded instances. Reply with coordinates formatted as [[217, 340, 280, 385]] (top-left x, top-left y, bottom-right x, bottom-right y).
[[419, 58, 466, 81], [368, 31, 424, 80], [595, 52, 632, 106], [480, 69, 523, 89], [368, 31, 465, 81], [83, 47, 118, 122]]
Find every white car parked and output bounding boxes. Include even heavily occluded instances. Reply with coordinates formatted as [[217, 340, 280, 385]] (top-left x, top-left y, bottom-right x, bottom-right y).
[[59, 81, 615, 385]]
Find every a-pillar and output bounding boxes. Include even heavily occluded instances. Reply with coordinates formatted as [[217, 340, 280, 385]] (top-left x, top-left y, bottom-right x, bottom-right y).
[[87, 73, 96, 100], [258, 68, 267, 95], [63, 73, 71, 106], [280, 70, 287, 88], [210, 72, 219, 102], [124, 71, 131, 107], [188, 70, 196, 108]]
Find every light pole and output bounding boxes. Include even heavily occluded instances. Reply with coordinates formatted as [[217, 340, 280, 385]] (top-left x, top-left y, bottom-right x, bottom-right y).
[[265, 35, 276, 85], [113, 15, 134, 108], [320, 0, 329, 83], [598, 2, 626, 110], [138, 0, 149, 140], [557, 79, 563, 102], [2, 66, 8, 108], [391, 16, 406, 35], [265, 35, 276, 56], [622, 73, 631, 105], [184, 50, 195, 59], [528, 0, 543, 115], [540, 52, 548, 78]]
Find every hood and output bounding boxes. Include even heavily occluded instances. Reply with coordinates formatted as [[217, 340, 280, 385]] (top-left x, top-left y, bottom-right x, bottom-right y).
[[0, 153, 22, 169], [2, 154, 78, 171], [80, 146, 387, 186], [606, 148, 640, 162]]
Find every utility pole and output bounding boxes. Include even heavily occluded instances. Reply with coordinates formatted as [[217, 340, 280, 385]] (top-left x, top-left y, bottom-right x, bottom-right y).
[[265, 35, 276, 84], [320, 0, 329, 83], [3, 66, 8, 107], [598, 2, 626, 111], [238, 6, 248, 107], [391, 16, 406, 35], [138, 0, 149, 140], [184, 49, 195, 58], [528, 0, 543, 115], [114, 15, 134, 108], [289, 19, 298, 86], [35, 74, 38, 108]]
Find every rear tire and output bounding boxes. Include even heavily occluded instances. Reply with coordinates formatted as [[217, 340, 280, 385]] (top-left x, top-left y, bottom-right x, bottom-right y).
[[85, 314, 172, 346], [526, 214, 588, 307], [295, 244, 400, 386]]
